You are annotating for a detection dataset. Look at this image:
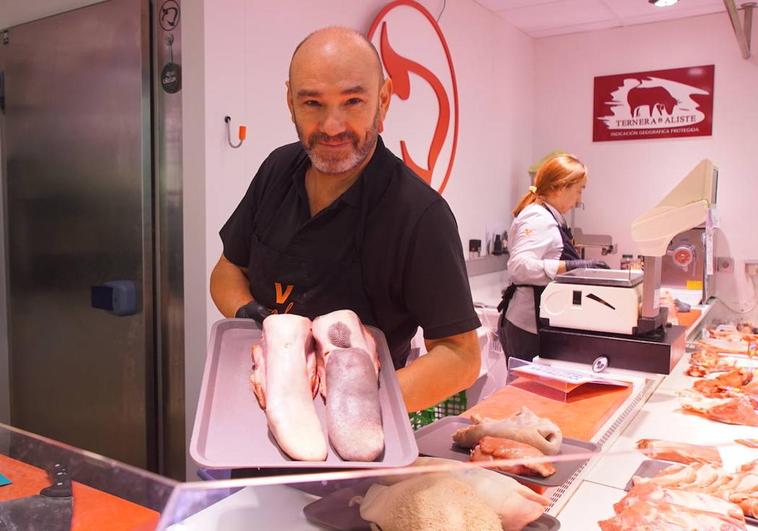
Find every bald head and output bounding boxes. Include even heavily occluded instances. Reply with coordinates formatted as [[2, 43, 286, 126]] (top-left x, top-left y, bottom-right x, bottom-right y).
[[289, 27, 384, 87]]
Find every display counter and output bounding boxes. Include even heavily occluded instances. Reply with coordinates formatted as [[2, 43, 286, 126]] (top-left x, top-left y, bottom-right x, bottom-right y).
[[0, 423, 176, 531], [4, 300, 756, 530]]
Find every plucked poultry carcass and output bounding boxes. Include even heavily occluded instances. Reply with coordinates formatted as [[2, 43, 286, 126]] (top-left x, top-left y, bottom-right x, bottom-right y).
[[452, 407, 563, 455], [250, 313, 327, 461], [358, 457, 550, 531], [312, 309, 384, 461], [470, 436, 556, 477]]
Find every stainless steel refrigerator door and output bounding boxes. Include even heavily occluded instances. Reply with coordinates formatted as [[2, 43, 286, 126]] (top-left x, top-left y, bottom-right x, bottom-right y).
[[1, 0, 156, 469], [153, 0, 185, 479]]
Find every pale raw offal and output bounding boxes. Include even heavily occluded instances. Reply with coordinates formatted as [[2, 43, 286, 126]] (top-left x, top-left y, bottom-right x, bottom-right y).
[[325, 347, 383, 461], [250, 314, 327, 461], [452, 407, 562, 455], [312, 309, 383, 461]]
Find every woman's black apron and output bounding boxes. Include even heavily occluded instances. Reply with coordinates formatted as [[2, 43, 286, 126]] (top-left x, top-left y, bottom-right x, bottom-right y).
[[497, 205, 581, 332]]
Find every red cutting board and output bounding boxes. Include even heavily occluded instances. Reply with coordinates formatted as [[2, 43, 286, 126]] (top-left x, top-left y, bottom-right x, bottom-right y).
[[0, 454, 159, 531], [463, 377, 633, 442]]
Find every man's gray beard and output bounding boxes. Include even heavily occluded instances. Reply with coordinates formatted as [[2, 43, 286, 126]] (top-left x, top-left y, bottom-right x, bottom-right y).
[[297, 111, 380, 174], [309, 130, 377, 174]]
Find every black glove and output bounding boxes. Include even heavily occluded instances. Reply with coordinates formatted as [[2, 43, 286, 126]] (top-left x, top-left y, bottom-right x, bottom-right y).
[[235, 300, 272, 324], [565, 259, 610, 271]]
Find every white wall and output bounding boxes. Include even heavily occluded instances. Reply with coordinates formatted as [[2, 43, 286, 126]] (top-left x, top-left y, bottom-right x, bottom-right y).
[[533, 12, 758, 311], [201, 0, 534, 326]]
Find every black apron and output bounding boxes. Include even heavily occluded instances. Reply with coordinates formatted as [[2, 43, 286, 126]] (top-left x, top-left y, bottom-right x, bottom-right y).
[[247, 172, 381, 325], [497, 205, 581, 330]]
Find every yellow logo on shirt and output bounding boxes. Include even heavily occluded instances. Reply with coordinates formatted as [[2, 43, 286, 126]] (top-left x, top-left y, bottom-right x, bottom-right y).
[[522, 228, 534, 236]]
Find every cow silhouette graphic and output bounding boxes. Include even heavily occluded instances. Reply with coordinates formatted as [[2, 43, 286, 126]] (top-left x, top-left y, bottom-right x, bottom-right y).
[[627, 84, 679, 117]]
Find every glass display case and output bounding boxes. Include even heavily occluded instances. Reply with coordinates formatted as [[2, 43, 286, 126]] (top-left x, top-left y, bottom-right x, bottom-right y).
[[0, 422, 176, 530]]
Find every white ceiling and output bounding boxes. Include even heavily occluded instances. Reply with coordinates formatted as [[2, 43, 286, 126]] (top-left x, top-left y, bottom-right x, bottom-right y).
[[474, 0, 732, 38], [0, 0, 737, 39]]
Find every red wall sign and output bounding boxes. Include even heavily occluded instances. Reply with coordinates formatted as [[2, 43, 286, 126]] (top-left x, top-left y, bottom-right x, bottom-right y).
[[593, 65, 714, 142], [368, 0, 459, 194]]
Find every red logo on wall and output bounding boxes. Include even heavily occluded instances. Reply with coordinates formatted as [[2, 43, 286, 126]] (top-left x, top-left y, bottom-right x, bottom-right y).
[[593, 65, 714, 142], [368, 0, 459, 194]]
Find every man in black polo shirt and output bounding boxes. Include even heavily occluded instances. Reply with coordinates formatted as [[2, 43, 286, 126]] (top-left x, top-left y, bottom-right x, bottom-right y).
[[210, 26, 480, 412]]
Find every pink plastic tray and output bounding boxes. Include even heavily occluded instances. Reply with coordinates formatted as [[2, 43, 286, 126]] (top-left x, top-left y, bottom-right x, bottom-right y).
[[190, 318, 418, 469]]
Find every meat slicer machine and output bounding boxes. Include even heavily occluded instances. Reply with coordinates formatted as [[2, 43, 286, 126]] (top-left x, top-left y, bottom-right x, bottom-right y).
[[538, 159, 718, 374]]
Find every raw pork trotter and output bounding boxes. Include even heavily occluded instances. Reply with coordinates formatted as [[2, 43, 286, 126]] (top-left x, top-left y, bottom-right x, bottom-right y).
[[453, 407, 563, 455], [251, 314, 327, 461], [312, 309, 384, 461]]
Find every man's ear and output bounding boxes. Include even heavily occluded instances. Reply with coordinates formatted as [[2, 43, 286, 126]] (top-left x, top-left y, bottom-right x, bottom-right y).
[[377, 77, 392, 133], [286, 80, 295, 123]]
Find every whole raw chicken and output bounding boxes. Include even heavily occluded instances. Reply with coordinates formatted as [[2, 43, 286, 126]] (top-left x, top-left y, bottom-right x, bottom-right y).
[[363, 457, 550, 530]]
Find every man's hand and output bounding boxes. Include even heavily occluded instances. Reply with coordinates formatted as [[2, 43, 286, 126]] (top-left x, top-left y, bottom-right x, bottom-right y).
[[235, 300, 272, 324], [396, 330, 481, 413], [565, 259, 610, 271]]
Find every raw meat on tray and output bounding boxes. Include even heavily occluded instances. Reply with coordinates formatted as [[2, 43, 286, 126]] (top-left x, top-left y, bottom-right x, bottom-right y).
[[635, 439, 722, 467], [356, 456, 550, 531], [251, 313, 327, 461], [452, 407, 563, 455], [470, 436, 556, 477], [312, 309, 384, 462], [250, 310, 384, 462]]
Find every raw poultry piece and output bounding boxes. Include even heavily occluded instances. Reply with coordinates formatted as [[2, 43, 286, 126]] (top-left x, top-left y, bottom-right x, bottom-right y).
[[632, 461, 758, 520], [635, 439, 722, 466], [311, 309, 383, 461], [739, 459, 758, 473], [693, 368, 754, 398], [687, 350, 739, 376], [614, 482, 745, 521], [250, 314, 327, 461], [452, 407, 563, 455], [678, 388, 758, 427], [470, 436, 556, 477], [598, 499, 747, 531], [360, 457, 549, 530], [697, 338, 750, 355]]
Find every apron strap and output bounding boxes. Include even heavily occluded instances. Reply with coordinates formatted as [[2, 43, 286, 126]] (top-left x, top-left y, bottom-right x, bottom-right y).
[[498, 283, 547, 331]]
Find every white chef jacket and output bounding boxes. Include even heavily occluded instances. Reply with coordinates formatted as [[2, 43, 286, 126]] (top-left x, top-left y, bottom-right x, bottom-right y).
[[505, 202, 567, 334]]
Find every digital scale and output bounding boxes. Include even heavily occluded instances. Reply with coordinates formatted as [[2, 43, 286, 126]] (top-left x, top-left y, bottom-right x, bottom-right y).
[[538, 159, 718, 374]]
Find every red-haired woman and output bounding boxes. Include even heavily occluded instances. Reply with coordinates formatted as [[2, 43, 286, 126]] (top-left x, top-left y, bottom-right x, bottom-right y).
[[497, 155, 609, 360]]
